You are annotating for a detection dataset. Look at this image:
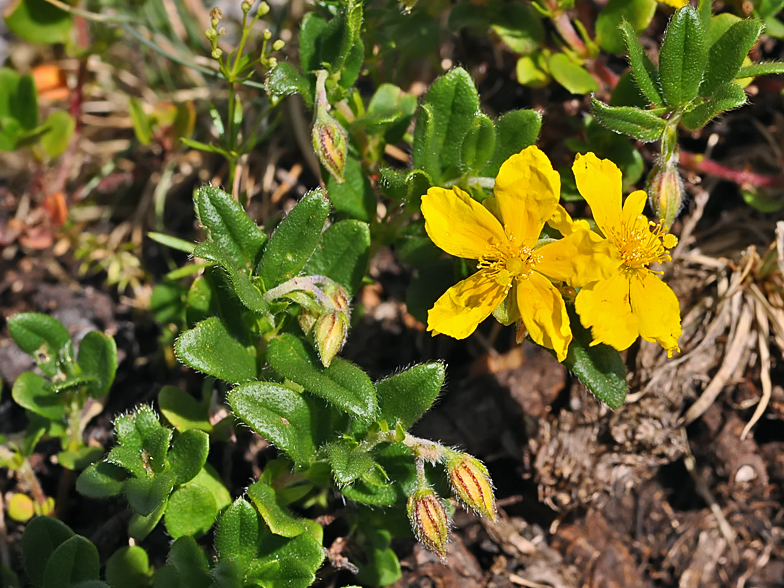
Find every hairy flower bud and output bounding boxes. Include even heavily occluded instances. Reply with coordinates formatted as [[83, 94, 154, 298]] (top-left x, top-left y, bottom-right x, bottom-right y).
[[647, 162, 684, 230], [443, 449, 497, 522], [312, 70, 347, 183], [407, 486, 450, 561]]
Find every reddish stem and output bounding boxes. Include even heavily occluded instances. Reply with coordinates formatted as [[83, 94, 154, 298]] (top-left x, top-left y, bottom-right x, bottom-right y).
[[679, 150, 784, 189]]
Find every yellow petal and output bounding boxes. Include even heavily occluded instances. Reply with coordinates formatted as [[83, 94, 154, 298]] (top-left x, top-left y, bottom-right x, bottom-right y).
[[427, 270, 509, 339], [572, 152, 622, 237], [515, 272, 572, 362], [574, 272, 639, 351], [421, 186, 507, 260], [547, 204, 576, 236], [494, 146, 560, 248], [536, 227, 621, 287], [629, 270, 682, 356]]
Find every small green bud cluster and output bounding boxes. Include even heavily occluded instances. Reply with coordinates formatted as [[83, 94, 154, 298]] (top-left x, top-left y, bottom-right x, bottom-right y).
[[205, 7, 226, 61]]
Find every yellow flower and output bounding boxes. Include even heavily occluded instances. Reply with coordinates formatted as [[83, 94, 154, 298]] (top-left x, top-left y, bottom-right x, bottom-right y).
[[421, 146, 612, 362], [572, 152, 682, 356]]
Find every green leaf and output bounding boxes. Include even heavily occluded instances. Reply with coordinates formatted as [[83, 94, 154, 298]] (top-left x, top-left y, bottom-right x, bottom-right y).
[[168, 429, 209, 485], [158, 386, 212, 433], [562, 308, 627, 409], [215, 499, 261, 572], [341, 443, 416, 506], [258, 189, 330, 290], [376, 363, 444, 431], [303, 219, 370, 296], [548, 53, 599, 95], [76, 331, 117, 398], [596, 0, 657, 54], [164, 483, 217, 538], [491, 3, 544, 55], [229, 381, 318, 467], [194, 185, 267, 271], [39, 110, 75, 159], [168, 537, 212, 588], [193, 242, 268, 314], [175, 317, 257, 384], [481, 109, 542, 177], [21, 516, 75, 588], [681, 82, 747, 130], [460, 114, 496, 174], [700, 19, 764, 97], [75, 462, 127, 498], [8, 312, 72, 378], [658, 6, 707, 106], [12, 372, 65, 421], [128, 501, 167, 542], [42, 535, 100, 588], [325, 439, 376, 485], [267, 62, 314, 108], [736, 61, 784, 77], [105, 547, 152, 588], [247, 481, 308, 537], [300, 12, 327, 73], [590, 97, 666, 142], [412, 68, 481, 181], [267, 334, 377, 420], [619, 22, 664, 106], [325, 156, 374, 222], [3, 0, 72, 45]]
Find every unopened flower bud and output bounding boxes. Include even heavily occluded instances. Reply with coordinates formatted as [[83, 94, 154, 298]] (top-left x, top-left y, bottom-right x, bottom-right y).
[[407, 486, 450, 561], [442, 449, 497, 522], [314, 311, 349, 367], [257, 1, 270, 16], [312, 70, 347, 184], [647, 162, 684, 231], [209, 7, 223, 28], [272, 39, 285, 51]]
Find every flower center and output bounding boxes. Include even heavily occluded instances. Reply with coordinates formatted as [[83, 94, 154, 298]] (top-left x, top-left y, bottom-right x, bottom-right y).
[[612, 217, 677, 271], [478, 241, 541, 287]]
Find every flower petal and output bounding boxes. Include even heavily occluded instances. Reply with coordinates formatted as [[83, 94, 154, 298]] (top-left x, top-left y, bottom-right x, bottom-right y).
[[494, 146, 560, 248], [574, 271, 639, 351], [515, 272, 572, 362], [629, 270, 682, 356], [536, 226, 621, 287], [421, 186, 507, 260], [572, 152, 622, 237], [427, 270, 509, 339]]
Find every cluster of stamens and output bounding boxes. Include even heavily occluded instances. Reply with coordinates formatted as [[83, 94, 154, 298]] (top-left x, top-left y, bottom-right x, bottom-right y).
[[612, 217, 674, 272]]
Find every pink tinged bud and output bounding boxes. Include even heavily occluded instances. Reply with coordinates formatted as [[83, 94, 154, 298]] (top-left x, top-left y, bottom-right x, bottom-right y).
[[312, 70, 347, 184], [314, 311, 348, 367], [444, 450, 497, 522], [407, 488, 450, 561], [646, 163, 684, 231]]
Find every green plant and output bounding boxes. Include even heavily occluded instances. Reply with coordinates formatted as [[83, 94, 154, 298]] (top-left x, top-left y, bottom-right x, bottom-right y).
[[591, 0, 784, 226]]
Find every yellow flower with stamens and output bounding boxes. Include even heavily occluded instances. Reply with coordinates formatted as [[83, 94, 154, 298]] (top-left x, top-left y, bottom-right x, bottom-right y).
[[572, 152, 682, 356], [421, 146, 614, 362]]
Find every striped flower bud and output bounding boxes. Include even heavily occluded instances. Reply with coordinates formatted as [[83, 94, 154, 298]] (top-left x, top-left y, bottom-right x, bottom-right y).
[[442, 449, 497, 522], [407, 486, 450, 561], [312, 70, 347, 184], [647, 161, 684, 231]]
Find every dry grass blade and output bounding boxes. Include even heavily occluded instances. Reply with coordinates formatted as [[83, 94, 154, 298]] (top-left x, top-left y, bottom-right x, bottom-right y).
[[683, 300, 754, 425]]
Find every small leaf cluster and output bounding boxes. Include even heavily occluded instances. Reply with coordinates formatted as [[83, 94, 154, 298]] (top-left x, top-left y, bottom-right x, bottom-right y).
[[5, 313, 117, 472], [0, 67, 75, 159], [76, 406, 227, 541], [593, 3, 784, 140]]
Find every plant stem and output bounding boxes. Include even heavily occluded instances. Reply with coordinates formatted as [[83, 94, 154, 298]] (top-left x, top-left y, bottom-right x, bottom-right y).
[[679, 151, 784, 189]]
